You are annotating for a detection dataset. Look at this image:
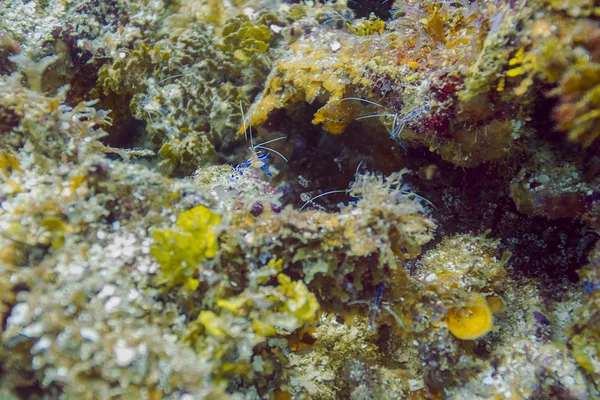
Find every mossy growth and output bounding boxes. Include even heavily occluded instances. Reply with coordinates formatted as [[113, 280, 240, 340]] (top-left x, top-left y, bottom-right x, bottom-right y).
[[430, 118, 514, 167], [39, 216, 71, 249], [554, 62, 600, 147], [221, 16, 271, 64], [97, 43, 160, 95], [201, 271, 320, 338], [157, 132, 216, 176], [503, 14, 600, 146], [185, 259, 319, 386], [409, 233, 511, 342], [570, 241, 600, 375], [151, 205, 221, 291], [0, 74, 112, 162], [275, 273, 320, 330], [547, 0, 599, 17], [347, 15, 386, 36], [457, 9, 522, 101], [241, 32, 368, 135], [224, 171, 436, 309], [0, 151, 20, 175], [415, 233, 510, 296], [8, 53, 61, 92]]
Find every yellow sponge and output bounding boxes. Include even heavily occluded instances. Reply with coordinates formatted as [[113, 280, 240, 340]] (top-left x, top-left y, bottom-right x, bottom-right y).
[[446, 296, 494, 340]]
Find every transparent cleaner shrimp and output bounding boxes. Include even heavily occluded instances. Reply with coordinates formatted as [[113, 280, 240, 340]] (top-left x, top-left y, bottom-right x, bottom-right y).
[[340, 97, 432, 149], [233, 101, 288, 178], [391, 104, 432, 139], [347, 284, 405, 329]]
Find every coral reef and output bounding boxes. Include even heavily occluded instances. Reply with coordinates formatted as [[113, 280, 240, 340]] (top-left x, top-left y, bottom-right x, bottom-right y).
[[1, 0, 600, 398], [244, 0, 528, 167], [505, 8, 600, 147], [571, 241, 600, 377], [509, 139, 600, 229]]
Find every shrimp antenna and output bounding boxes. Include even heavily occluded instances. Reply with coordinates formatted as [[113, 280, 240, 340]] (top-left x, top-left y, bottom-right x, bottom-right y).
[[300, 189, 349, 211], [145, 111, 157, 133], [239, 100, 253, 148], [355, 113, 397, 121], [330, 8, 352, 24], [255, 136, 287, 147], [239, 100, 247, 144], [340, 97, 387, 108], [156, 72, 206, 85], [347, 300, 370, 306], [382, 305, 406, 328], [157, 73, 190, 85], [405, 191, 437, 209], [355, 160, 364, 179]]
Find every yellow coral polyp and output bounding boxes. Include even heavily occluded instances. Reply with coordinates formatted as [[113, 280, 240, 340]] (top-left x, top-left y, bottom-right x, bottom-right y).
[[446, 296, 494, 340]]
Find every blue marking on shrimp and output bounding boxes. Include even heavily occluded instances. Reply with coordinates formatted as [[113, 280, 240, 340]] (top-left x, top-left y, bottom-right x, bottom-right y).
[[374, 283, 384, 308], [370, 283, 385, 327], [232, 153, 272, 180], [584, 279, 600, 294], [258, 153, 272, 177], [391, 104, 432, 141]]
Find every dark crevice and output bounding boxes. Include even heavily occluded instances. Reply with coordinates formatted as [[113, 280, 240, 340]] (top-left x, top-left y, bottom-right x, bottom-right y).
[[347, 0, 394, 19]]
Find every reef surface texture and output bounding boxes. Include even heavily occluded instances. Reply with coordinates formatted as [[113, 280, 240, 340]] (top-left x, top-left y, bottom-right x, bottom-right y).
[[1, 0, 600, 398]]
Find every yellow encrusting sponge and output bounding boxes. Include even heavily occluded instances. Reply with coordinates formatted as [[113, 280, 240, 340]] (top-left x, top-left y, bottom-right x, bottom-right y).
[[446, 296, 494, 340]]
